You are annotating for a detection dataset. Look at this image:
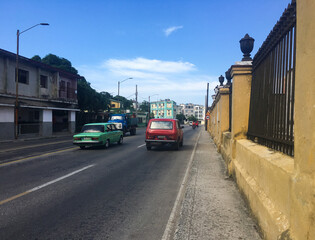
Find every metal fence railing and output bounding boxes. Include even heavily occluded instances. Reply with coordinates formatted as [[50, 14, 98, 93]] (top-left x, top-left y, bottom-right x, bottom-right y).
[[247, 1, 296, 156]]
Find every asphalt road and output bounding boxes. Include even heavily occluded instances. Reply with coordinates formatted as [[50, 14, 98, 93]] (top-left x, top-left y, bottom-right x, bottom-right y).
[[0, 126, 201, 240]]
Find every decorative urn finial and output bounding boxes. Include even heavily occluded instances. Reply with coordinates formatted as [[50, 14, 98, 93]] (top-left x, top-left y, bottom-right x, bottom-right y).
[[225, 70, 232, 86], [219, 75, 224, 86], [240, 34, 255, 61]]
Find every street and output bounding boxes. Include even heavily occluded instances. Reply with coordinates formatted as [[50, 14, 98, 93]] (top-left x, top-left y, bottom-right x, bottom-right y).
[[0, 126, 200, 240]]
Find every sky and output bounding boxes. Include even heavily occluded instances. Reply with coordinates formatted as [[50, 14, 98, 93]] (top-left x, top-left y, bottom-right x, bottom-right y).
[[0, 0, 291, 105]]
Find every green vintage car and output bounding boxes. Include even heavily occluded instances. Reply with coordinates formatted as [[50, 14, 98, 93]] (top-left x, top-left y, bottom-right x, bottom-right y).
[[73, 123, 123, 149]]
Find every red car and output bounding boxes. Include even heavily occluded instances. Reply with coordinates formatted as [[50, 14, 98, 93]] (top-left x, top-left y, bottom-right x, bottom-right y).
[[145, 119, 184, 150]]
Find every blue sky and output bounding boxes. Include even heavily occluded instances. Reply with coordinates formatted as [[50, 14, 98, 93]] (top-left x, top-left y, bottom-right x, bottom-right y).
[[0, 0, 290, 105]]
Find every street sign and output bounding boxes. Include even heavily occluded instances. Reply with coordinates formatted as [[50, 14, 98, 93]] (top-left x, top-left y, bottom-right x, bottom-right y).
[[206, 116, 210, 120]]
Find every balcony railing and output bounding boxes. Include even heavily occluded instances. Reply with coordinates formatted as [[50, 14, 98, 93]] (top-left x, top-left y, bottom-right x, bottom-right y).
[[58, 87, 77, 102]]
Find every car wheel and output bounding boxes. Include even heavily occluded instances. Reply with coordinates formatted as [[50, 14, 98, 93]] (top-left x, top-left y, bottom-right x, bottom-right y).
[[104, 139, 110, 148], [118, 136, 123, 145], [80, 146, 85, 150], [146, 143, 151, 150], [174, 141, 180, 150]]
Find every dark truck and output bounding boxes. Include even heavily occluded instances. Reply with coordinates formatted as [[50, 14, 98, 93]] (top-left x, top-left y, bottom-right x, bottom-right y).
[[108, 113, 137, 136]]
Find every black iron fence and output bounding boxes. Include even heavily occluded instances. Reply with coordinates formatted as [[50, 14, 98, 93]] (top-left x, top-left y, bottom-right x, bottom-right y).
[[247, 1, 296, 156]]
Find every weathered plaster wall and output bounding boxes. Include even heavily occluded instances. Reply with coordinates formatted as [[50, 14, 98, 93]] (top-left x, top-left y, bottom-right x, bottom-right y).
[[290, 0, 315, 239]]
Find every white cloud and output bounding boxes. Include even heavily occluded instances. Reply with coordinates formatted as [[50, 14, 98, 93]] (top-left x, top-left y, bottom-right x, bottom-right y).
[[77, 57, 217, 105], [104, 57, 195, 74], [164, 26, 183, 37]]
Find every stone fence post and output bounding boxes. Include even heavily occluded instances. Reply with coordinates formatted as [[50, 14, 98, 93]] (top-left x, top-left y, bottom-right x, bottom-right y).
[[229, 62, 252, 164]]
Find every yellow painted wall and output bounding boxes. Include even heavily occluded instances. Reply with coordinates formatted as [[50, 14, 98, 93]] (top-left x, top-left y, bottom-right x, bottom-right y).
[[230, 65, 252, 141], [234, 140, 294, 239], [290, 0, 315, 239], [206, 1, 315, 239], [110, 100, 120, 109]]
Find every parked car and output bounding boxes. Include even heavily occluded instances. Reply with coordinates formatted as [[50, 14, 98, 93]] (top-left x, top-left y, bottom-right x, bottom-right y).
[[145, 119, 184, 150], [73, 123, 123, 149], [189, 121, 193, 126]]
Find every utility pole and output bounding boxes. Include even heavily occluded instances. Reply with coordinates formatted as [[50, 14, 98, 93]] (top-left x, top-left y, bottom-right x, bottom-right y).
[[205, 82, 209, 131], [135, 85, 138, 119]]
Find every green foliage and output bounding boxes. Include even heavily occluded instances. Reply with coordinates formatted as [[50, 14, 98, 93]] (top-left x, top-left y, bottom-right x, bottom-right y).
[[31, 55, 41, 62], [176, 113, 186, 123], [41, 54, 78, 74], [77, 77, 112, 112], [139, 100, 149, 112], [187, 115, 198, 122], [114, 95, 134, 110]]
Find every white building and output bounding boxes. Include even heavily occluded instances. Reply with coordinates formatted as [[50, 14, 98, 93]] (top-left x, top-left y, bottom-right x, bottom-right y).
[[178, 103, 205, 122], [0, 48, 80, 140]]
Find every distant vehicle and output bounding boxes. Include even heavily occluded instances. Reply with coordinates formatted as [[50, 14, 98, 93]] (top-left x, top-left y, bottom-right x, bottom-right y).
[[108, 113, 137, 136], [192, 121, 199, 128], [189, 121, 193, 126], [73, 123, 123, 149], [145, 119, 184, 150]]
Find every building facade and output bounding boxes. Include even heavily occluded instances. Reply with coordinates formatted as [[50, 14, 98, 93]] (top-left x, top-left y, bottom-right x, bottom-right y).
[[194, 105, 205, 121], [150, 99, 176, 119], [179, 103, 205, 122], [0, 48, 80, 140]]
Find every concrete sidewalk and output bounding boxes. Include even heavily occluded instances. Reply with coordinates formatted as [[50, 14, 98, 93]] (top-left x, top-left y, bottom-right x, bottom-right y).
[[173, 130, 262, 240]]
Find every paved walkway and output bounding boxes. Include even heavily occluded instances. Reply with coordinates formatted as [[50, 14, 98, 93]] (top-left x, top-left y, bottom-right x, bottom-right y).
[[173, 130, 262, 240]]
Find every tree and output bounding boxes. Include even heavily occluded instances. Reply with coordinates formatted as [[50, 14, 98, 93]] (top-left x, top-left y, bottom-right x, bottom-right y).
[[176, 113, 186, 124], [114, 95, 134, 110], [41, 54, 78, 74], [31, 55, 41, 62], [139, 100, 149, 112], [187, 115, 198, 122]]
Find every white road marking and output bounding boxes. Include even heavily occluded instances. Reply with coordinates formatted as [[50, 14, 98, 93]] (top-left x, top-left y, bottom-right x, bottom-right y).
[[0, 164, 95, 205], [137, 144, 146, 148], [29, 164, 95, 192], [161, 131, 202, 240]]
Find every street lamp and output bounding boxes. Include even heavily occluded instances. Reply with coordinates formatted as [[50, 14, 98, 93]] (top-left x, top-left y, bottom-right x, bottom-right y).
[[15, 23, 49, 139], [117, 77, 132, 96]]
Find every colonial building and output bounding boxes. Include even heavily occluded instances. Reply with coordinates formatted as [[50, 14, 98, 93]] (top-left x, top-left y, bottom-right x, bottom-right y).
[[150, 99, 176, 119], [0, 48, 80, 140]]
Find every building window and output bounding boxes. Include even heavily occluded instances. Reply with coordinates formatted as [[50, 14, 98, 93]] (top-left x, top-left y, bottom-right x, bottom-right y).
[[40, 75, 48, 88], [16, 69, 29, 84], [60, 81, 65, 91]]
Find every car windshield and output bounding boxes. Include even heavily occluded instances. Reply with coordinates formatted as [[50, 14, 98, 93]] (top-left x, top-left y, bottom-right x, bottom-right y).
[[111, 116, 123, 120], [150, 121, 173, 130], [81, 125, 104, 133]]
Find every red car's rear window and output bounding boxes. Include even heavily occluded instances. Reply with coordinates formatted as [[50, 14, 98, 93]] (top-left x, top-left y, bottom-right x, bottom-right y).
[[149, 121, 173, 130]]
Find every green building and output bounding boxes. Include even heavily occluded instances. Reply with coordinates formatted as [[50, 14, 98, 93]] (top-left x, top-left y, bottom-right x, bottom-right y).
[[150, 99, 176, 119]]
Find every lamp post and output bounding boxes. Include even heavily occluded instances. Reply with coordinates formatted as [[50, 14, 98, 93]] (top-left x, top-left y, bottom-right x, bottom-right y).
[[15, 23, 49, 139], [118, 77, 132, 96]]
